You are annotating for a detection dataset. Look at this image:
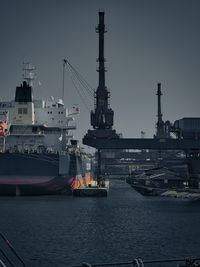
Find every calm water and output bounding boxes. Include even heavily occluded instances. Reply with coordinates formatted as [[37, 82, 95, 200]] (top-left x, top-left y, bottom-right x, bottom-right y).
[[0, 180, 200, 267]]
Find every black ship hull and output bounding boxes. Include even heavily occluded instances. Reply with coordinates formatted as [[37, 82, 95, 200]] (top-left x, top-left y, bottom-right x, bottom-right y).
[[0, 152, 93, 196]]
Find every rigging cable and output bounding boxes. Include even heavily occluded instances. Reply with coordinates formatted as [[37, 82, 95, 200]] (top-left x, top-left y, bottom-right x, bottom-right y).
[[64, 59, 94, 97], [66, 64, 91, 112], [68, 64, 93, 104], [63, 59, 94, 111]]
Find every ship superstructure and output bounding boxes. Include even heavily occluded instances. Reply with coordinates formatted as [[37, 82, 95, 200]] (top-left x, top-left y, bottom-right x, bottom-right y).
[[0, 63, 93, 196]]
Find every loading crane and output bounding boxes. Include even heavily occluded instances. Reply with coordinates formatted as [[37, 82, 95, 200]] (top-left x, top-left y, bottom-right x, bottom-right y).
[[83, 11, 200, 188]]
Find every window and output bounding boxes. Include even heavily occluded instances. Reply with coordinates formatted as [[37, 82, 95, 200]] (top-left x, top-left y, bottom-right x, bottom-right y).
[[18, 107, 28, 114]]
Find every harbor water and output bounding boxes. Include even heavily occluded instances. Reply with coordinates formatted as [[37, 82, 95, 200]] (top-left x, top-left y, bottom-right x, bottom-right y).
[[0, 179, 200, 266]]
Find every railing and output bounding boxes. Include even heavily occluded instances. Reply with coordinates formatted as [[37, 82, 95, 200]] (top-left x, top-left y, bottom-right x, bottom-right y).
[[0, 232, 199, 267], [72, 257, 200, 267], [0, 233, 26, 267]]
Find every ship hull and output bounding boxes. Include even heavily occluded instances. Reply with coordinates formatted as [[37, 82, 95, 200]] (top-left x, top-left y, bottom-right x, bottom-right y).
[[0, 153, 93, 196], [131, 184, 166, 196]]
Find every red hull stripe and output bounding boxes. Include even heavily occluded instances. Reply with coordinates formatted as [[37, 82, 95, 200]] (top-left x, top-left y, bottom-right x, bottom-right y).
[[0, 173, 93, 193], [0, 176, 55, 185]]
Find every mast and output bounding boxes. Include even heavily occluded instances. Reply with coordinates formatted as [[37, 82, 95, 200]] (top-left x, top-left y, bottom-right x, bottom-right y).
[[97, 10, 106, 91], [22, 62, 36, 87], [90, 10, 114, 130], [157, 83, 162, 124], [156, 83, 165, 138], [62, 60, 65, 102]]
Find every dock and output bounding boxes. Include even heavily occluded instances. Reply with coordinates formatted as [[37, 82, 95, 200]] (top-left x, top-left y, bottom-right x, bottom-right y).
[[73, 180, 109, 197]]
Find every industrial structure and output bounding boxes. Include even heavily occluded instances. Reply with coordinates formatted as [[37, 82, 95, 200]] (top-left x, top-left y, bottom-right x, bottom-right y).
[[83, 11, 200, 188], [84, 10, 119, 186], [154, 83, 171, 139]]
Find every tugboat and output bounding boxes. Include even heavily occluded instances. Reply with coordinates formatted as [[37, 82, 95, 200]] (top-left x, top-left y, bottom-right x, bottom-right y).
[[0, 63, 94, 196]]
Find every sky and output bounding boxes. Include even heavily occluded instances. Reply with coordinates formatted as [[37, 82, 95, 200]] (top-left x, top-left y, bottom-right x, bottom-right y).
[[1, 0, 200, 149]]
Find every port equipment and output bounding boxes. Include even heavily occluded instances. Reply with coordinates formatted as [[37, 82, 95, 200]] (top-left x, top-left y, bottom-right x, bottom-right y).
[[83, 11, 200, 188], [83, 137, 200, 150], [90, 11, 114, 130], [155, 83, 171, 139], [85, 10, 119, 185]]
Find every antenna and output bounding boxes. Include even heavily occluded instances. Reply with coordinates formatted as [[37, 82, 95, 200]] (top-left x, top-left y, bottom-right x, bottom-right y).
[[62, 59, 67, 102], [22, 62, 36, 87]]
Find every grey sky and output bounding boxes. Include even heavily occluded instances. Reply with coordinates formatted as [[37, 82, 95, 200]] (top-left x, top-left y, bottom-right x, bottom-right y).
[[1, 0, 200, 146]]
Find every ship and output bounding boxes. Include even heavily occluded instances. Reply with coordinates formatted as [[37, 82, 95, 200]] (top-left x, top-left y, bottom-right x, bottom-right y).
[[126, 162, 200, 199], [0, 63, 94, 196], [126, 164, 188, 195]]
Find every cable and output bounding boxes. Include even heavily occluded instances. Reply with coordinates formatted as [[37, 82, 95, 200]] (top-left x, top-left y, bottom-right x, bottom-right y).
[[69, 65, 93, 105], [67, 64, 91, 112], [64, 59, 94, 96], [67, 61, 94, 96], [64, 59, 94, 99]]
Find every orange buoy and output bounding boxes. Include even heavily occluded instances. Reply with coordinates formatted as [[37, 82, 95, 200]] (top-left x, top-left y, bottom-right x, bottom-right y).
[[0, 121, 6, 136]]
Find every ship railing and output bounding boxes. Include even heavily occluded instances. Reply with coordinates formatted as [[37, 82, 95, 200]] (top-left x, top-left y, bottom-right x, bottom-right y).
[[72, 257, 200, 267], [0, 233, 26, 267]]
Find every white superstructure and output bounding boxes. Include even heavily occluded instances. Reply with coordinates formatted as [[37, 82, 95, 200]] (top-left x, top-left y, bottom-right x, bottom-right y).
[[0, 64, 80, 153]]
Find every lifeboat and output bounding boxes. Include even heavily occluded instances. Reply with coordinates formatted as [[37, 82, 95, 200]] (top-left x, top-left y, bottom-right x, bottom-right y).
[[0, 121, 6, 136]]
